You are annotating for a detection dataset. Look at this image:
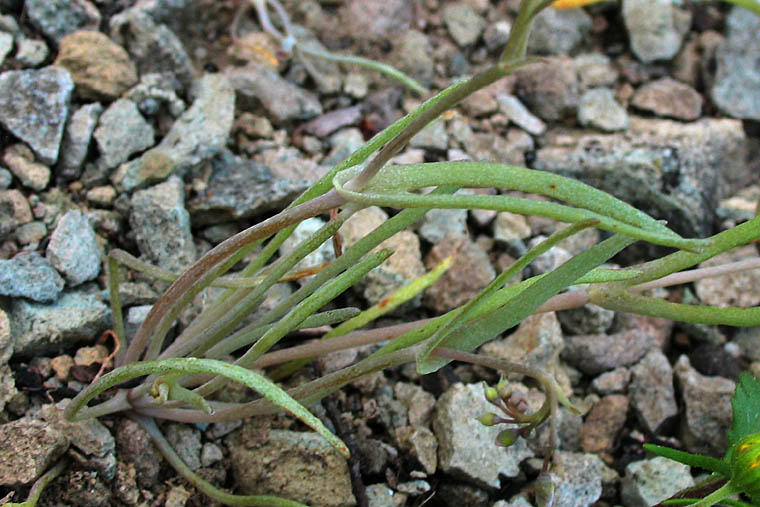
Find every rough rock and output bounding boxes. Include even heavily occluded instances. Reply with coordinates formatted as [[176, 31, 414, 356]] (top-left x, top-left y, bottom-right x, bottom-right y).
[[417, 207, 468, 244], [110, 11, 194, 91], [442, 3, 485, 47], [711, 7, 760, 120], [423, 236, 495, 313], [631, 77, 702, 121], [124, 73, 186, 117], [394, 382, 436, 428], [0, 252, 64, 303], [188, 150, 307, 225], [46, 210, 101, 286], [480, 312, 564, 381], [546, 452, 604, 506], [113, 74, 234, 191], [339, 0, 413, 42], [557, 303, 615, 335], [340, 206, 426, 306], [0, 66, 74, 164], [622, 0, 690, 62], [496, 94, 547, 136], [695, 245, 760, 309], [129, 176, 196, 273], [514, 57, 579, 121], [2, 143, 51, 191], [94, 99, 154, 169], [410, 120, 449, 151], [675, 355, 735, 456], [165, 424, 202, 471], [0, 32, 12, 66], [528, 7, 592, 55], [433, 383, 534, 489], [227, 62, 322, 124], [227, 428, 355, 507], [628, 350, 678, 434], [15, 221, 46, 246], [365, 484, 407, 507], [15, 38, 48, 67], [0, 418, 69, 486], [0, 189, 32, 241], [621, 457, 694, 507], [581, 395, 628, 454], [562, 326, 656, 375], [25, 0, 100, 43], [534, 117, 748, 237], [494, 211, 531, 242], [591, 367, 631, 395], [54, 30, 138, 101], [574, 53, 619, 89], [395, 425, 438, 475], [57, 102, 102, 180], [10, 288, 111, 357], [114, 419, 161, 488], [578, 88, 630, 132]]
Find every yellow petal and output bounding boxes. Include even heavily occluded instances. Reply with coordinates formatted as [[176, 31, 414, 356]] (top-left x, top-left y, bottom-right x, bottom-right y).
[[552, 0, 607, 8]]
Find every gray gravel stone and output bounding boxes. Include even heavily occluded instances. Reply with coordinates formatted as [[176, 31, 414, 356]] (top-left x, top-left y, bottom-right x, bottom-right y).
[[622, 0, 690, 62], [534, 117, 748, 238], [25, 0, 100, 43], [551, 451, 604, 507], [10, 288, 111, 358], [113, 74, 234, 191], [514, 57, 579, 121], [188, 150, 307, 225], [0, 418, 69, 486], [0, 31, 12, 66], [578, 88, 630, 132], [57, 102, 102, 180], [339, 0, 413, 43], [574, 53, 619, 88], [366, 484, 407, 507], [591, 367, 631, 395], [226, 62, 322, 123], [14, 221, 46, 246], [15, 37, 48, 67], [711, 7, 760, 120], [417, 207, 468, 244], [433, 383, 534, 489], [2, 143, 51, 191], [395, 425, 438, 475], [674, 355, 735, 456], [130, 176, 196, 273], [629, 350, 678, 434], [110, 11, 193, 91], [227, 428, 355, 507], [0, 189, 32, 240], [483, 21, 511, 51], [621, 457, 694, 507], [496, 94, 546, 136], [695, 245, 760, 309], [558, 303, 615, 335], [563, 326, 656, 375], [631, 77, 702, 121], [166, 424, 202, 471], [391, 30, 434, 88], [124, 73, 186, 117], [443, 3, 486, 47], [0, 252, 64, 303], [528, 7, 592, 55], [0, 66, 74, 165], [46, 210, 100, 286], [410, 120, 449, 151], [94, 99, 154, 169]]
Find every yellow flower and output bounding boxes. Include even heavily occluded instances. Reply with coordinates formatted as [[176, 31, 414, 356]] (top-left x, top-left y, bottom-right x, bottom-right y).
[[552, 0, 608, 8]]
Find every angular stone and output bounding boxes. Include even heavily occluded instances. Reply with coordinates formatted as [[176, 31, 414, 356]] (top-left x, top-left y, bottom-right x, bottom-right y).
[[2, 143, 50, 191], [621, 457, 694, 507], [695, 245, 760, 309], [496, 94, 546, 136], [46, 210, 101, 286], [514, 57, 579, 121], [674, 355, 735, 456], [629, 350, 678, 434], [15, 38, 48, 67], [0, 32, 12, 66], [581, 395, 628, 454], [433, 383, 534, 489], [578, 88, 630, 132], [0, 66, 73, 164], [632, 77, 702, 121], [57, 102, 102, 180], [395, 425, 437, 475], [55, 30, 137, 100], [227, 428, 355, 507], [25, 0, 100, 43], [130, 176, 196, 273], [528, 7, 592, 55], [94, 99, 154, 169], [622, 0, 690, 62], [711, 7, 760, 120], [10, 289, 111, 357], [0, 189, 32, 241], [534, 117, 748, 237], [226, 62, 322, 123], [0, 252, 64, 303], [563, 326, 656, 375], [551, 452, 604, 507], [339, 0, 413, 42], [443, 3, 486, 47], [113, 74, 234, 191], [0, 418, 69, 486]]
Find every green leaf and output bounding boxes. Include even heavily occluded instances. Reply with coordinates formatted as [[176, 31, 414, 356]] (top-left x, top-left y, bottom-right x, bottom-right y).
[[643, 443, 730, 476], [727, 371, 760, 449]]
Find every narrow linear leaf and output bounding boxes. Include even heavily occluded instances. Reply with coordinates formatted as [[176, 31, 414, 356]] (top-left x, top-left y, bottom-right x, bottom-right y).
[[643, 443, 730, 476]]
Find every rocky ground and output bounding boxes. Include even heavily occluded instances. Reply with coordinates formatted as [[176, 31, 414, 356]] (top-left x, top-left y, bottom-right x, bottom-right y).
[[0, 0, 758, 506]]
